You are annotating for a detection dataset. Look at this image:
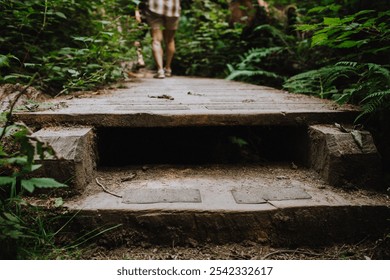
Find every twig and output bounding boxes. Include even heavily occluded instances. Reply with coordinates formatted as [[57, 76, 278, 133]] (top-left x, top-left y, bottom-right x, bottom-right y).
[[95, 177, 122, 198]]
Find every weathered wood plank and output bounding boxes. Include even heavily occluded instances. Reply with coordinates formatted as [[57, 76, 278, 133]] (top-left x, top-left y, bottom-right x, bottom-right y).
[[15, 76, 358, 127]]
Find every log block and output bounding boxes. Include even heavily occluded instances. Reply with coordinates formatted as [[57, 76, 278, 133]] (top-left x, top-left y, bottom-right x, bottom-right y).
[[308, 124, 382, 189], [32, 127, 96, 194]]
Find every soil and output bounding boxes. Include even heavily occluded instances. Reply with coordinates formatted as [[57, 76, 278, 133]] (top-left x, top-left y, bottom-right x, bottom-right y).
[[0, 83, 113, 113], [71, 237, 390, 260], [0, 83, 50, 112]]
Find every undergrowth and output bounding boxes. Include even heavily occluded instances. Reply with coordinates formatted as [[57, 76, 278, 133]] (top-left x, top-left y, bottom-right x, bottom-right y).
[[0, 0, 145, 95], [0, 80, 121, 259]]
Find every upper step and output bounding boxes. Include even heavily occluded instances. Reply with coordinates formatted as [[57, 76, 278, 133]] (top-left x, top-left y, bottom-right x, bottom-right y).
[[15, 77, 358, 127]]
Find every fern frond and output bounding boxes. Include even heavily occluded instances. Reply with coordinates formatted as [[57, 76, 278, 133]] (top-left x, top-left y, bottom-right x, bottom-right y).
[[357, 89, 390, 120], [226, 64, 235, 73], [226, 69, 282, 81], [361, 89, 390, 103], [366, 63, 390, 81], [253, 24, 294, 48], [254, 24, 289, 40], [237, 47, 283, 69], [335, 61, 358, 68]]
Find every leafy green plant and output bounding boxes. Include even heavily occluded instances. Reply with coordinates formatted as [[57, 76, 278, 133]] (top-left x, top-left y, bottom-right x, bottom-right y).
[[0, 81, 67, 259], [0, 0, 144, 95], [0, 80, 66, 194], [225, 22, 312, 87], [297, 9, 390, 63], [174, 0, 245, 77], [284, 61, 390, 119], [285, 8, 390, 119], [226, 46, 286, 84]]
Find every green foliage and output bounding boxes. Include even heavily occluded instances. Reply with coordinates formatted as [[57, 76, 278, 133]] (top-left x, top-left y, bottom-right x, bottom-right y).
[[0, 117, 66, 194], [285, 7, 390, 119], [0, 113, 67, 258], [225, 1, 389, 120], [226, 22, 313, 87], [226, 46, 286, 85], [297, 9, 390, 64], [0, 0, 145, 95], [284, 62, 390, 118], [0, 86, 68, 258], [229, 136, 249, 148], [174, 0, 245, 77]]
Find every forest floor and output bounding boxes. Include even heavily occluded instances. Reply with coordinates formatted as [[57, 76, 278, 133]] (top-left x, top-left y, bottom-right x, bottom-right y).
[[59, 237, 390, 260]]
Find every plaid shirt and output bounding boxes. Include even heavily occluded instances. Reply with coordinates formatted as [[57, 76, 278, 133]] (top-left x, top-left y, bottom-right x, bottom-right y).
[[147, 0, 181, 17]]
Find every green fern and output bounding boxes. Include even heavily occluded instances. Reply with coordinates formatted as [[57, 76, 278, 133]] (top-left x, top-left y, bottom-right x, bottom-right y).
[[284, 64, 358, 98], [226, 69, 283, 80], [284, 62, 390, 120], [253, 25, 295, 49], [226, 47, 285, 83], [359, 89, 390, 119], [236, 47, 283, 69]]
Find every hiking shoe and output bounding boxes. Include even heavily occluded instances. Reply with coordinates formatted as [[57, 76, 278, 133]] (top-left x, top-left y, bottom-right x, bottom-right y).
[[153, 69, 165, 79], [164, 68, 172, 77]]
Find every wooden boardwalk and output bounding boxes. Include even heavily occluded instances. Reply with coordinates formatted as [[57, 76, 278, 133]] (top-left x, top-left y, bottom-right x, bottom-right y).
[[16, 76, 358, 127]]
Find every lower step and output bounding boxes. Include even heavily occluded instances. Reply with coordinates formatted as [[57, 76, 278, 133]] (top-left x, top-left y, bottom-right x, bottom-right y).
[[64, 164, 389, 246]]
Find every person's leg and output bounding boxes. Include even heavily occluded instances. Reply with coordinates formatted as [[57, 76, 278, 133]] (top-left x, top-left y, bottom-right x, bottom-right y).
[[163, 29, 176, 73], [162, 16, 179, 76], [151, 28, 164, 72], [145, 9, 165, 77]]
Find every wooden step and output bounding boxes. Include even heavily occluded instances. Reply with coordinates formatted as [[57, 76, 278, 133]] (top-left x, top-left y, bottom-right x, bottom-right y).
[[15, 77, 358, 127], [62, 164, 389, 246]]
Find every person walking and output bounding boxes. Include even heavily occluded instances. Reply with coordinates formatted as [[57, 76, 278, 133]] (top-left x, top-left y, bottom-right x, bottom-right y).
[[143, 0, 181, 78]]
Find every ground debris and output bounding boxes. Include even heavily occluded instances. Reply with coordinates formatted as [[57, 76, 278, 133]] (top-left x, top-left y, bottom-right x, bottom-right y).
[[0, 83, 50, 111], [187, 91, 204, 96], [335, 122, 351, 133], [276, 175, 290, 180], [242, 99, 255, 103], [120, 172, 137, 182], [75, 238, 390, 260], [149, 94, 174, 100], [291, 162, 298, 170], [95, 177, 122, 198]]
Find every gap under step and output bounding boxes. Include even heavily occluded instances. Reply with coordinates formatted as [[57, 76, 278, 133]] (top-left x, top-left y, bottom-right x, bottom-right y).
[[64, 164, 389, 246]]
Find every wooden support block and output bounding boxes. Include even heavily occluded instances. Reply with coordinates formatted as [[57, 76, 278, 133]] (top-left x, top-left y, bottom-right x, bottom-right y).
[[32, 127, 96, 194], [308, 124, 382, 189]]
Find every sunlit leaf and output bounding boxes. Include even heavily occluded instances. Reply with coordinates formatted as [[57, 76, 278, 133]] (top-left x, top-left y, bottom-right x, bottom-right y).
[[0, 54, 10, 68], [21, 177, 67, 193], [0, 176, 15, 186], [324, 17, 342, 26], [336, 40, 361, 48], [54, 197, 64, 208], [55, 12, 67, 19]]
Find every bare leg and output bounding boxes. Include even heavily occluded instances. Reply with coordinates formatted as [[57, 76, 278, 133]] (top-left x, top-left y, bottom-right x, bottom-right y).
[[163, 29, 176, 72], [151, 28, 164, 71]]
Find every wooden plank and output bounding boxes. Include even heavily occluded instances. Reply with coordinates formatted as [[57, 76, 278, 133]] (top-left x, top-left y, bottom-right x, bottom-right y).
[[15, 76, 358, 127]]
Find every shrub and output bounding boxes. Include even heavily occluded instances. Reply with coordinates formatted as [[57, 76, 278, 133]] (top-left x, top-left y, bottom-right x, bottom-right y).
[[0, 0, 145, 95]]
